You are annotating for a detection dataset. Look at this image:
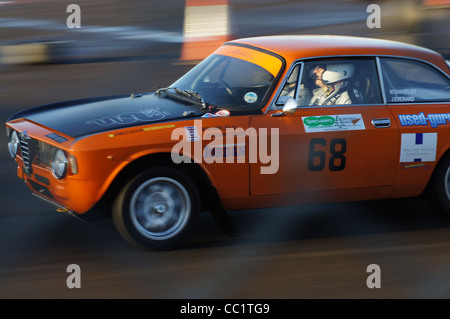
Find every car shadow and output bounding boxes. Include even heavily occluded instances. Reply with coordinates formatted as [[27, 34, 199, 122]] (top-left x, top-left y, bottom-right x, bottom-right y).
[[182, 197, 450, 250]]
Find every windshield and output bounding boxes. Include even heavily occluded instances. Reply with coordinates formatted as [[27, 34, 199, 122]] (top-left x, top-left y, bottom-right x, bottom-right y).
[[170, 45, 284, 110]]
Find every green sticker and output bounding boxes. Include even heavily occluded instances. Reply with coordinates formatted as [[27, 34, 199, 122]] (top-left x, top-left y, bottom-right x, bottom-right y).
[[303, 116, 335, 127]]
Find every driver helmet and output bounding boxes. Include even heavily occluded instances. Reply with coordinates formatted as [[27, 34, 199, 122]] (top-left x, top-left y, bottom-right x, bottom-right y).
[[322, 64, 355, 84]]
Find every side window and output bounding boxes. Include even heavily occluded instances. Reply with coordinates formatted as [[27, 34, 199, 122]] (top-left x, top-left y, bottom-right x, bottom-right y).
[[297, 59, 382, 106], [276, 64, 301, 105], [380, 58, 450, 103]]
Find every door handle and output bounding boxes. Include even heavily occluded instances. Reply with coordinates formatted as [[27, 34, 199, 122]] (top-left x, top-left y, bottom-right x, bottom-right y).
[[371, 118, 391, 128]]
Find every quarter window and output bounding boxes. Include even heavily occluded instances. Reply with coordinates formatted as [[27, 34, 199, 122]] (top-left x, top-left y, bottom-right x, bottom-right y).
[[276, 64, 301, 105], [380, 58, 450, 103]]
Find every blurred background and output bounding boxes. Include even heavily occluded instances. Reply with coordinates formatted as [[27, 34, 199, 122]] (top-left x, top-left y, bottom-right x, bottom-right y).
[[1, 0, 450, 299]]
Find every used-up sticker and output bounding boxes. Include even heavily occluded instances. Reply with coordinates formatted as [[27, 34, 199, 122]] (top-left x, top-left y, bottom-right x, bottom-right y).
[[215, 110, 230, 117], [87, 108, 167, 126], [399, 132, 437, 162], [398, 112, 450, 128], [302, 114, 365, 133]]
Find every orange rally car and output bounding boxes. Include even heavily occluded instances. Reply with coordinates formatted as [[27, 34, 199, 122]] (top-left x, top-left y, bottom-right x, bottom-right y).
[[6, 35, 450, 250]]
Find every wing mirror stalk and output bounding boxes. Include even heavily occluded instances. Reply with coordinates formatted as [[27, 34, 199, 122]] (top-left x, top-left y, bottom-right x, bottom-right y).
[[271, 98, 297, 117]]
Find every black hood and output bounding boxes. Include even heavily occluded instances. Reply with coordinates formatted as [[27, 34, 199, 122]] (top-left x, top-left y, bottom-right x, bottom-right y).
[[8, 93, 204, 138]]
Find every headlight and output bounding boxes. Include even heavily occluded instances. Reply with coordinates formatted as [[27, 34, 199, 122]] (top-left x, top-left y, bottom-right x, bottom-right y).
[[8, 130, 19, 158], [52, 149, 68, 179]]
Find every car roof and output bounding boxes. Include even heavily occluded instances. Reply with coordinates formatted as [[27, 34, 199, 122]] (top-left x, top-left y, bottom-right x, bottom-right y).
[[228, 35, 449, 72]]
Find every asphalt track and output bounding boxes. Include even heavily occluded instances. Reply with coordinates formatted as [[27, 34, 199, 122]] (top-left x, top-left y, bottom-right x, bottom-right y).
[[1, 0, 450, 301]]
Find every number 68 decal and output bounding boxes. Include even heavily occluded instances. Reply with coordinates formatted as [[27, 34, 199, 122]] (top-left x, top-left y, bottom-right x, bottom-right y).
[[308, 138, 347, 171]]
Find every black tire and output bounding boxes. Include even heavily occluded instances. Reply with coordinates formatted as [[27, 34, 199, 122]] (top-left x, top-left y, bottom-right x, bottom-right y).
[[112, 167, 200, 251], [428, 153, 450, 215]]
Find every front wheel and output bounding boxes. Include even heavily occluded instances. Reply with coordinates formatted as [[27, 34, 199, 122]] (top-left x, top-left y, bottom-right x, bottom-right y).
[[428, 153, 450, 215], [112, 167, 200, 250]]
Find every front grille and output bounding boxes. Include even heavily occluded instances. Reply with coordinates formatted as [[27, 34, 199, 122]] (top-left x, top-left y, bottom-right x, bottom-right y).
[[16, 132, 58, 173], [19, 135, 33, 174]]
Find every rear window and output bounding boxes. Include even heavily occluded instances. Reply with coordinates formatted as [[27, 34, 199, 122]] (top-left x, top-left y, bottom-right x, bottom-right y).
[[380, 58, 450, 103]]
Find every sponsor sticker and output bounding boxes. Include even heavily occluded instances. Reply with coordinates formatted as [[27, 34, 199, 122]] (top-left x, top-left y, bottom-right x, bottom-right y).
[[398, 112, 450, 128], [185, 126, 199, 142], [108, 124, 175, 137], [215, 110, 231, 117], [401, 163, 431, 169], [302, 114, 365, 133], [399, 132, 437, 163], [142, 124, 176, 131], [201, 113, 216, 118], [87, 108, 167, 126], [203, 143, 246, 161]]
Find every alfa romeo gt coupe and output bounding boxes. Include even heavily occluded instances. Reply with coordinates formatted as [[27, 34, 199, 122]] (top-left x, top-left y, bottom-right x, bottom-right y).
[[6, 35, 450, 250]]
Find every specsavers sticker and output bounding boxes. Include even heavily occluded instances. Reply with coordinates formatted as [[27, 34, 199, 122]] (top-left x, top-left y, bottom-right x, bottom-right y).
[[302, 114, 365, 133]]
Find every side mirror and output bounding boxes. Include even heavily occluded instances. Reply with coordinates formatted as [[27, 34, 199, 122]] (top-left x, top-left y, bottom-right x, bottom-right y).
[[283, 97, 298, 114], [271, 97, 297, 117]]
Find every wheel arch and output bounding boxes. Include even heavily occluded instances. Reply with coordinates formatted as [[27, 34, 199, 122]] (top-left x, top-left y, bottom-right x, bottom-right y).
[[424, 147, 450, 196], [95, 152, 218, 216]]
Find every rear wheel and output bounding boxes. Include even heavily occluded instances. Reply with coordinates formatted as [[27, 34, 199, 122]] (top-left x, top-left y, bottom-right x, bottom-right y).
[[429, 153, 450, 215], [112, 167, 200, 250]]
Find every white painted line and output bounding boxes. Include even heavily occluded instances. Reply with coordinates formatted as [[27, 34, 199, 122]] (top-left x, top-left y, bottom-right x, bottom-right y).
[[0, 18, 183, 43]]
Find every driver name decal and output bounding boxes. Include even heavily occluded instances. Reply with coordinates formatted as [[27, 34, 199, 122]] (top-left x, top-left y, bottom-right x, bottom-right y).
[[87, 108, 167, 126]]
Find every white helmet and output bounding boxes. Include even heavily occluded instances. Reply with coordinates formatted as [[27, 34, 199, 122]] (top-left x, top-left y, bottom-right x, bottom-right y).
[[322, 64, 354, 84]]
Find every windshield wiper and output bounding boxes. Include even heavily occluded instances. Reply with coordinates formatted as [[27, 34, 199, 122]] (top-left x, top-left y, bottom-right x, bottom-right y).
[[156, 87, 207, 110], [155, 87, 174, 95]]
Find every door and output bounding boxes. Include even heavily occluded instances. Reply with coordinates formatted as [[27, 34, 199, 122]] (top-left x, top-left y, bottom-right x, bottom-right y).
[[378, 57, 450, 197], [250, 58, 399, 196]]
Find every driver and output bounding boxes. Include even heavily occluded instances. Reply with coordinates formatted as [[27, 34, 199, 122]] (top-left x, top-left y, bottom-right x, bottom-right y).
[[309, 64, 357, 106]]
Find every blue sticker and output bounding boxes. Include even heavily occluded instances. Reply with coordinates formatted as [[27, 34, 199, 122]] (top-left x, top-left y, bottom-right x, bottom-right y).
[[398, 112, 450, 128], [204, 144, 246, 159], [185, 126, 199, 142], [415, 133, 423, 145]]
